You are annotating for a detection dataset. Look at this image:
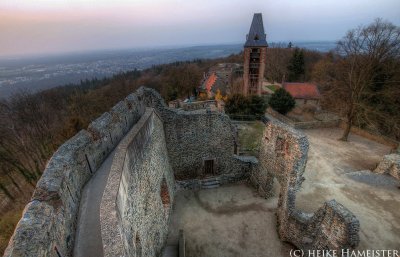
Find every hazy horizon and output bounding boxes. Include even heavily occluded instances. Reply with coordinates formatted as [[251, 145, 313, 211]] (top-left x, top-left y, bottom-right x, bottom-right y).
[[1, 0, 399, 56], [0, 41, 337, 59]]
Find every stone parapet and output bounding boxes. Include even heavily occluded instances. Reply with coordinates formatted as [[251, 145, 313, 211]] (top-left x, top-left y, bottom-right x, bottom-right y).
[[4, 92, 146, 257]]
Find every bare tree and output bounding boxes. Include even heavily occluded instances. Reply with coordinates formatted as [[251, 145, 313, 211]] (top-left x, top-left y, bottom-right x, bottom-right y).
[[265, 43, 292, 83], [333, 19, 400, 141]]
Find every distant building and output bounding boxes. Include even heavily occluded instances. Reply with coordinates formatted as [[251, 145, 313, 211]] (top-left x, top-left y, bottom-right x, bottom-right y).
[[209, 63, 242, 85], [198, 63, 242, 98], [282, 82, 321, 106], [198, 72, 223, 98], [243, 13, 268, 96]]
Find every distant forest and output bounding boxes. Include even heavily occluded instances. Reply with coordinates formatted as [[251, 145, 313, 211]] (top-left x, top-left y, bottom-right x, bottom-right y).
[[1, 19, 399, 253]]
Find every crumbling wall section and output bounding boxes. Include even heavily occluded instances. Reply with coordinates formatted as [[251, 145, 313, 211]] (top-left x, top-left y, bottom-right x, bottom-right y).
[[4, 91, 146, 257], [252, 117, 360, 251], [374, 153, 400, 180], [100, 109, 175, 257]]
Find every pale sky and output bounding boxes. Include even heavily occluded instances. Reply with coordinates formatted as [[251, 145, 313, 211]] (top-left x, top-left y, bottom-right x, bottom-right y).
[[0, 0, 399, 56]]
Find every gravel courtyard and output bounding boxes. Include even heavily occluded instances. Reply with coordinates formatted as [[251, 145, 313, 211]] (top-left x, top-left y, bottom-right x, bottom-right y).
[[297, 128, 399, 249], [167, 126, 399, 256], [166, 184, 292, 257]]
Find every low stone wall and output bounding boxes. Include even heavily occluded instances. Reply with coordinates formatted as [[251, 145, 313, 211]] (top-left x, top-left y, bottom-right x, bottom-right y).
[[4, 91, 146, 257], [266, 108, 340, 130], [266, 107, 295, 125], [100, 108, 175, 257], [294, 119, 340, 129], [373, 154, 400, 180], [266, 108, 399, 148], [251, 117, 360, 251], [338, 121, 399, 148]]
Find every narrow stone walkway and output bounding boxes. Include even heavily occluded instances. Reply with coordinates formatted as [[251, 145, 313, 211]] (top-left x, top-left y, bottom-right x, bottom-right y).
[[73, 150, 117, 257]]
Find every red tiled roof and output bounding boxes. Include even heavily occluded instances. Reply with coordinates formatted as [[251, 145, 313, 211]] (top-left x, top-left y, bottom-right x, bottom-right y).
[[204, 73, 218, 92], [282, 83, 321, 100]]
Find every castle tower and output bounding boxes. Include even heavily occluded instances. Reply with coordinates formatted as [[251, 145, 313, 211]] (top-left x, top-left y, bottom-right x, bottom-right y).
[[243, 13, 268, 96]]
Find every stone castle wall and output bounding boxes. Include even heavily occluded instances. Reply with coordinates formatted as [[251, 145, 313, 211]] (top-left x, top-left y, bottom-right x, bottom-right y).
[[138, 87, 252, 179], [4, 86, 360, 256], [180, 100, 217, 111], [251, 117, 360, 251], [4, 86, 248, 257], [100, 108, 175, 257], [4, 90, 146, 257]]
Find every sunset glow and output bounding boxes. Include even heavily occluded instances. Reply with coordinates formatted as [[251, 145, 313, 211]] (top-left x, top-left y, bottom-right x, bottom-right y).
[[1, 0, 399, 56]]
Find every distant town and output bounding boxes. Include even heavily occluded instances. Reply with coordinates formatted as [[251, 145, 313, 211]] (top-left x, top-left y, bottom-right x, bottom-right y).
[[0, 42, 335, 98]]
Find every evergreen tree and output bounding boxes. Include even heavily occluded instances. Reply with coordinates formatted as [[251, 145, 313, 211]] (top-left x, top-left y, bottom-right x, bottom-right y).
[[249, 95, 268, 115], [287, 42, 293, 49], [287, 48, 305, 81], [269, 88, 295, 114]]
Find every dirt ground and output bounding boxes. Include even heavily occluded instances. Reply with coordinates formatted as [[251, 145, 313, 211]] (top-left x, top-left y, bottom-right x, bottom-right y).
[[297, 128, 400, 249], [167, 184, 292, 257], [167, 127, 399, 256]]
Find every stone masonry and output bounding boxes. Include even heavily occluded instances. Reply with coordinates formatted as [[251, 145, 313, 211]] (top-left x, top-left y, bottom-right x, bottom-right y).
[[4, 88, 145, 257], [100, 108, 176, 257], [374, 153, 400, 180], [4, 87, 360, 257], [251, 116, 360, 251]]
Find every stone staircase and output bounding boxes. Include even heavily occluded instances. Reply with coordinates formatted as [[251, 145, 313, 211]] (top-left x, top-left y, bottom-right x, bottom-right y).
[[201, 177, 221, 189], [161, 245, 178, 257], [162, 229, 185, 257]]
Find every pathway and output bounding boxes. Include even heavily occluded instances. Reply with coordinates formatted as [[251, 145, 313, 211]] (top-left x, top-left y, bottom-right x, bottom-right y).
[[73, 149, 116, 257]]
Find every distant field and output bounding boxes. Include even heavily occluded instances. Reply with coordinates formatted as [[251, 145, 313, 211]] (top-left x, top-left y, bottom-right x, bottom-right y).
[[0, 41, 336, 98], [0, 44, 242, 98]]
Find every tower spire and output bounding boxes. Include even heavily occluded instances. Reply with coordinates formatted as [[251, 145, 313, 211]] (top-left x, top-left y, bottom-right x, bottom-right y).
[[244, 13, 268, 47], [243, 13, 268, 96]]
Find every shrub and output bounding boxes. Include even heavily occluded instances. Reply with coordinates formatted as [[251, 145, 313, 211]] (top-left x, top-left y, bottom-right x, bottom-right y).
[[225, 94, 268, 119], [269, 88, 295, 114], [225, 94, 250, 114]]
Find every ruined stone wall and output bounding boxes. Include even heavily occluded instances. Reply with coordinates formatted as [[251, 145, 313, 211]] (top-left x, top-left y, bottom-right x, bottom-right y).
[[101, 109, 175, 257], [4, 86, 255, 257], [4, 91, 146, 257], [251, 117, 360, 251], [374, 153, 400, 180], [138, 87, 245, 179], [181, 100, 217, 111]]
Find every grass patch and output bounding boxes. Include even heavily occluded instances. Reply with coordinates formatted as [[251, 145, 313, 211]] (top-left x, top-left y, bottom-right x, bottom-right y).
[[0, 206, 24, 255], [237, 121, 265, 156], [266, 85, 279, 92]]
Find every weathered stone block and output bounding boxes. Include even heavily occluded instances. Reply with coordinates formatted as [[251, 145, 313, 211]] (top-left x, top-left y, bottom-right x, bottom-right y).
[[4, 201, 55, 257], [374, 153, 400, 180]]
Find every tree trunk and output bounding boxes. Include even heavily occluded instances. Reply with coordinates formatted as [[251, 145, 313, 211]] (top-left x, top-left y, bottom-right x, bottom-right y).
[[340, 120, 352, 141]]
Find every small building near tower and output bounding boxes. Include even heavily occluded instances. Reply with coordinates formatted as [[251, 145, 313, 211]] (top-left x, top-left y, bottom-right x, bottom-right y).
[[282, 82, 321, 106], [243, 13, 268, 96]]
